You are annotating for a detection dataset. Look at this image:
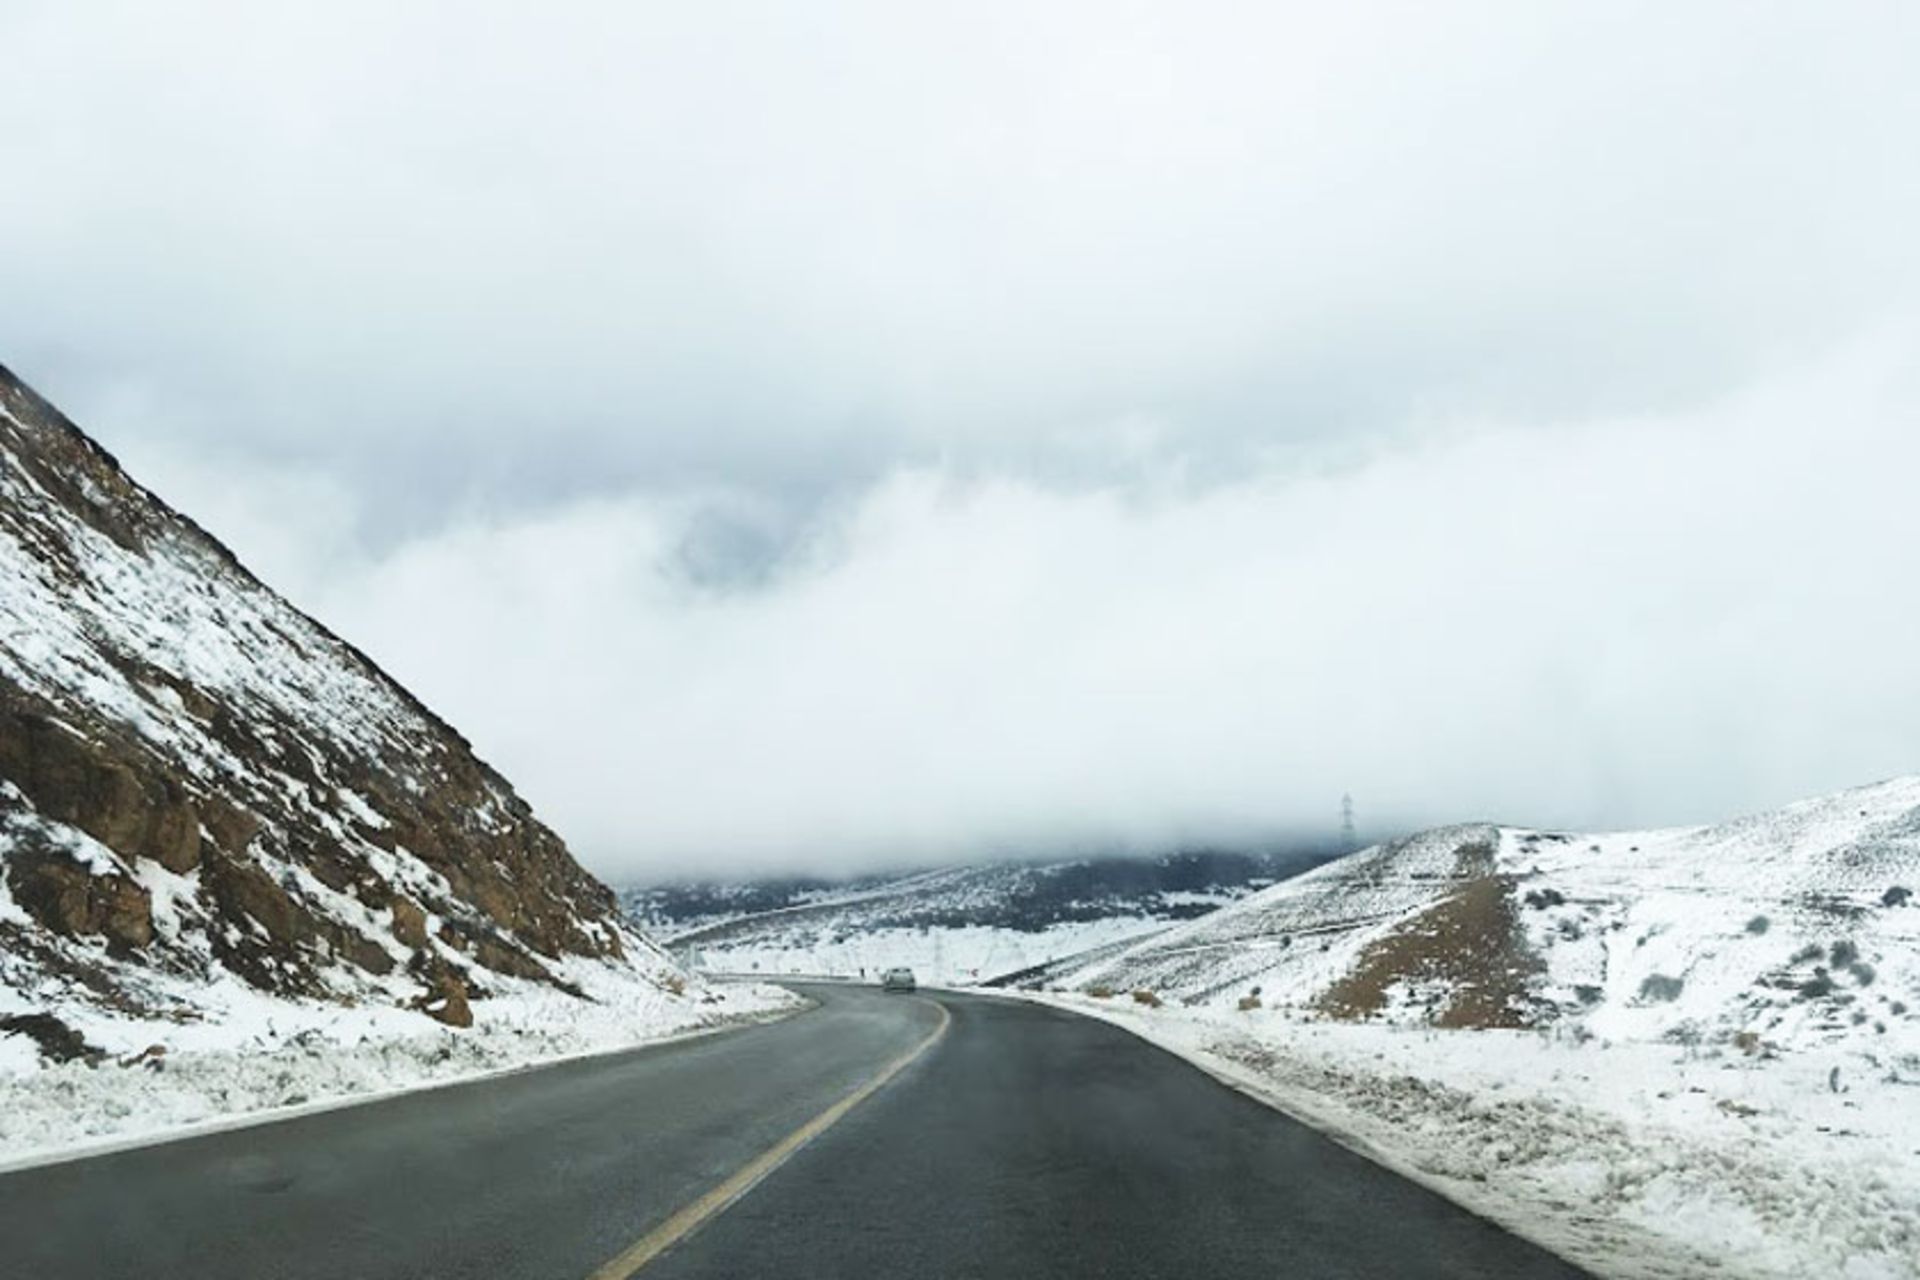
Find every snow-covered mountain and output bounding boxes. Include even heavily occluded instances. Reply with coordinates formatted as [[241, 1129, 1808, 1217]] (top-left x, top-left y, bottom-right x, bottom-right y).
[[1038, 780, 1918, 1053], [627, 849, 1336, 985], [0, 361, 743, 1087]]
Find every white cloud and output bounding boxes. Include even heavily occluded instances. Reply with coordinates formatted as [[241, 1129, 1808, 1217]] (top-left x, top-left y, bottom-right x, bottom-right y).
[[7, 3, 1920, 876], [126, 331, 1920, 876], [7, 2, 1919, 513]]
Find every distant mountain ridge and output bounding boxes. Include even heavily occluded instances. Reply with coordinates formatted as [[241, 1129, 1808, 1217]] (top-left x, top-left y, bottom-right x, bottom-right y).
[[0, 361, 674, 1044]]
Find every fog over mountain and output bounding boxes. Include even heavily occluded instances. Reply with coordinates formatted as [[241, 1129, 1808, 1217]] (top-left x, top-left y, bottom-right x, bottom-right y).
[[5, 2, 1918, 875]]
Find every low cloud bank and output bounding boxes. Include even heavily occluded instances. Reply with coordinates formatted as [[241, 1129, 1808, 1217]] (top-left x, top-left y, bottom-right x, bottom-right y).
[[124, 332, 1920, 877]]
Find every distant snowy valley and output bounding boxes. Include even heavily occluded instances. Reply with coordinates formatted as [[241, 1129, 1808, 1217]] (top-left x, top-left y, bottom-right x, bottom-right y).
[[621, 850, 1334, 987]]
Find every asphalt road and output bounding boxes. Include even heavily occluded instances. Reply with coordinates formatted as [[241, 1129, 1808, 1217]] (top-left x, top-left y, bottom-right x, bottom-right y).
[[0, 985, 1589, 1279]]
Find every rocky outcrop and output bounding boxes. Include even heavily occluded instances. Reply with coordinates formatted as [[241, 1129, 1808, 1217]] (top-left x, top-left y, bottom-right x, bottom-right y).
[[0, 360, 669, 1027], [409, 963, 474, 1028], [7, 844, 153, 954], [0, 703, 201, 875]]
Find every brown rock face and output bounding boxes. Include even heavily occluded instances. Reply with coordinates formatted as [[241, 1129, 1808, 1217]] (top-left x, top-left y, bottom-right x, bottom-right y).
[[0, 360, 652, 1020], [390, 897, 429, 950], [0, 705, 201, 874], [411, 967, 474, 1028], [201, 854, 311, 946], [199, 843, 399, 986], [7, 847, 154, 953]]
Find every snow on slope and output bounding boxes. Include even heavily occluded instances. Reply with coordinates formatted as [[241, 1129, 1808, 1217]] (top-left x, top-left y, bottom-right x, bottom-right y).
[[1051, 781, 1918, 1051], [1018, 781, 1920, 1278], [0, 363, 797, 1156]]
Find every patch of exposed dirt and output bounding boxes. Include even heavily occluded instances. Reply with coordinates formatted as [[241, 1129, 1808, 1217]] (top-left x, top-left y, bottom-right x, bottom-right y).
[[1314, 839, 1544, 1029]]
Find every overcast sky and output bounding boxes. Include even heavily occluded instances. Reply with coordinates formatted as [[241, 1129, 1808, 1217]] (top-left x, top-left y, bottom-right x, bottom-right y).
[[5, 2, 1919, 878]]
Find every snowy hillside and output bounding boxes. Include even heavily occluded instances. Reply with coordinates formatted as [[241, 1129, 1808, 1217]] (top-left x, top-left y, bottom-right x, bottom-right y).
[[629, 851, 1331, 986], [1047, 782, 1917, 1054], [1023, 782, 1920, 1278], [0, 363, 792, 1156]]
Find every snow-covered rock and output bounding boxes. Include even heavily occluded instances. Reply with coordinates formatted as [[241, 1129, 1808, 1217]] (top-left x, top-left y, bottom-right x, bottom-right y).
[[0, 361, 797, 1154]]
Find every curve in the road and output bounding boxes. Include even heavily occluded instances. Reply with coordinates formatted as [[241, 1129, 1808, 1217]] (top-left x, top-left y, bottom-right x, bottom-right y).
[[644, 988, 1589, 1280]]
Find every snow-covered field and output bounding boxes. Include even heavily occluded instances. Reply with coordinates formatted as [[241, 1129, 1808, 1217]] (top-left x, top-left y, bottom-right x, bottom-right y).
[[1021, 991, 1918, 1279], [696, 916, 1173, 987], [0, 968, 800, 1170], [643, 855, 1319, 987]]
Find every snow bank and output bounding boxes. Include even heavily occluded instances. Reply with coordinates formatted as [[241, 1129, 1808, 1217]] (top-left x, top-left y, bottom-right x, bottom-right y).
[[0, 971, 801, 1170]]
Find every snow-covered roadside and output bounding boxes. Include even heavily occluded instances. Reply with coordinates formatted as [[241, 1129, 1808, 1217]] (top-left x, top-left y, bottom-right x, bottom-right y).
[[1, 975, 802, 1172], [1010, 991, 1919, 1280]]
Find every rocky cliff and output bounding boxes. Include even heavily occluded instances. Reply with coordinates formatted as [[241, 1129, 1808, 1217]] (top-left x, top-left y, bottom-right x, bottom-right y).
[[0, 361, 671, 1039]]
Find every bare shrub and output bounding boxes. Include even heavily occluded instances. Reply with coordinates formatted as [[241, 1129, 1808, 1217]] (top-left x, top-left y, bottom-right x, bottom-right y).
[[1799, 971, 1836, 999], [1638, 974, 1685, 1003]]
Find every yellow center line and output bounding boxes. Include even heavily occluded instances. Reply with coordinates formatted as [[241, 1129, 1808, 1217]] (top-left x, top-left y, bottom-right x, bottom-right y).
[[587, 998, 953, 1280]]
